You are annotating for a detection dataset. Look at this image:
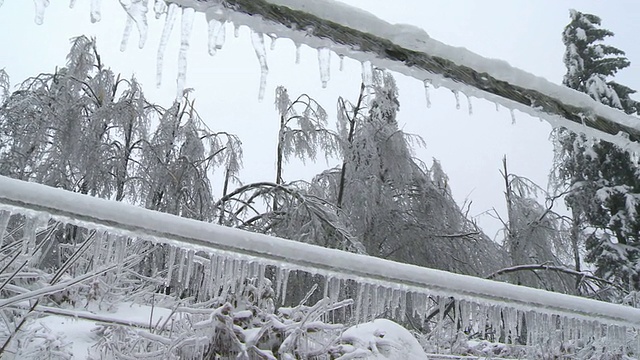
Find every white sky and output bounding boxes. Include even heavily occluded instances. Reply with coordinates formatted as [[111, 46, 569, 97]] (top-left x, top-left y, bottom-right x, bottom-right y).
[[1, 1, 639, 239]]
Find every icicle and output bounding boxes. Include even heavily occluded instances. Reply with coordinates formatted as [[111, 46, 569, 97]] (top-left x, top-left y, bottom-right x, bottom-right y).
[[176, 249, 186, 283], [206, 7, 226, 56], [510, 108, 517, 124], [323, 276, 330, 299], [212, 256, 225, 296], [21, 217, 37, 257], [69, 0, 76, 8], [250, 30, 268, 102], [153, 0, 166, 19], [256, 263, 265, 307], [176, 7, 195, 99], [166, 245, 176, 285], [466, 94, 473, 115], [363, 284, 372, 322], [361, 61, 373, 87], [281, 269, 289, 305], [33, 0, 50, 25], [203, 255, 217, 299], [478, 303, 488, 339], [114, 235, 127, 271], [234, 24, 240, 38], [339, 54, 344, 71], [274, 267, 283, 300], [294, 43, 301, 64], [184, 250, 195, 289], [495, 102, 500, 112], [119, 0, 149, 49], [90, 0, 101, 23], [120, 17, 134, 52], [329, 277, 340, 303], [354, 283, 365, 324], [460, 300, 470, 332], [230, 259, 240, 293], [452, 90, 460, 110], [390, 290, 401, 318], [156, 3, 178, 87], [0, 210, 10, 250], [317, 47, 331, 88], [371, 286, 379, 317], [268, 35, 277, 50], [92, 231, 106, 266], [437, 295, 446, 323], [423, 79, 432, 108], [241, 261, 251, 296]]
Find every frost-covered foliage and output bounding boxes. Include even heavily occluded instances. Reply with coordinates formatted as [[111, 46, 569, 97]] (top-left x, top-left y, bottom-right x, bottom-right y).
[[0, 36, 241, 223], [555, 10, 640, 294], [89, 278, 352, 359], [312, 70, 507, 276], [214, 86, 364, 255], [498, 159, 590, 294]]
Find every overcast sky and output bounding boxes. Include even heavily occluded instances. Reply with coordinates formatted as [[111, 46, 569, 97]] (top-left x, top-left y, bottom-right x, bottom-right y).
[[1, 1, 639, 239]]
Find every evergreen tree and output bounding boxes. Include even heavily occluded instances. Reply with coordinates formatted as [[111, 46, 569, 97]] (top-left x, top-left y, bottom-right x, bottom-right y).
[[556, 10, 640, 293]]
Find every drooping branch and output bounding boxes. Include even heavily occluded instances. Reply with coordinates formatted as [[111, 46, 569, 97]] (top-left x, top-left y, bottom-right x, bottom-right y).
[[486, 263, 625, 292]]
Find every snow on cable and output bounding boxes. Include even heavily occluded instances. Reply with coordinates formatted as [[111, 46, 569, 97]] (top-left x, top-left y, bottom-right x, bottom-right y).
[[0, 174, 639, 352]]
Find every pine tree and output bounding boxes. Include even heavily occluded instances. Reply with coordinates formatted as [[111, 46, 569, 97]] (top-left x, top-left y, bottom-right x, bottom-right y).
[[556, 10, 640, 294]]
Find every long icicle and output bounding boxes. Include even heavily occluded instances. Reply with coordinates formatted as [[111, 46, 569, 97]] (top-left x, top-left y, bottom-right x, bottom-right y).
[[156, 3, 178, 88], [119, 0, 149, 50], [250, 30, 268, 102], [176, 6, 195, 99]]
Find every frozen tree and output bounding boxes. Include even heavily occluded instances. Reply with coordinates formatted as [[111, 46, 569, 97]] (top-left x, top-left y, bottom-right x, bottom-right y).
[[498, 158, 580, 293], [555, 9, 640, 294], [214, 87, 363, 257], [313, 70, 507, 276]]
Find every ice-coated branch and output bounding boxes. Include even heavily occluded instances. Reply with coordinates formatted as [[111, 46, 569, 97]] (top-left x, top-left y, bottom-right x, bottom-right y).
[[2, 174, 640, 330], [167, 0, 640, 150]]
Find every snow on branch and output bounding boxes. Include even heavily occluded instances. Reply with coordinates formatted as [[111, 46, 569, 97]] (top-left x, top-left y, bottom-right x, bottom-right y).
[[2, 174, 640, 331], [162, 0, 640, 151], [14, 0, 640, 149]]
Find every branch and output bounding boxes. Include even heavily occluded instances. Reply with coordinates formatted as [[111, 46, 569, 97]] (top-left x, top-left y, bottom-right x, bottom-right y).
[[486, 263, 624, 291]]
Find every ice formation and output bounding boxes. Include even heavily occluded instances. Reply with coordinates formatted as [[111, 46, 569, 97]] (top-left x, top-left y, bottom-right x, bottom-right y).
[[33, 0, 49, 25], [423, 79, 431, 108], [452, 89, 460, 110], [119, 0, 149, 50], [90, 0, 101, 23], [176, 6, 195, 98], [317, 47, 331, 88], [250, 30, 269, 101], [0, 174, 638, 356], [206, 6, 226, 56], [156, 3, 179, 87]]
